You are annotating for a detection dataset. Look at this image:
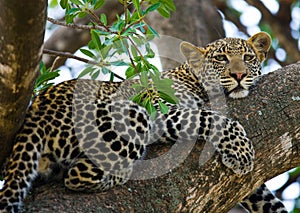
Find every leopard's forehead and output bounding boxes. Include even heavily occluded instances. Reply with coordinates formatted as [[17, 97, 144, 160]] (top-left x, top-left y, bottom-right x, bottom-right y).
[[204, 37, 254, 55]]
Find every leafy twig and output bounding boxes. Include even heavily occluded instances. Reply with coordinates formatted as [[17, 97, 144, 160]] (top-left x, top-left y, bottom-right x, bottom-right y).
[[47, 17, 108, 31], [43, 49, 125, 81]]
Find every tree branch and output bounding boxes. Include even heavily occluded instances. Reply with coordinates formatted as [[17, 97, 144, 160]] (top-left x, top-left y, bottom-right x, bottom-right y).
[[46, 17, 108, 31], [22, 63, 300, 212]]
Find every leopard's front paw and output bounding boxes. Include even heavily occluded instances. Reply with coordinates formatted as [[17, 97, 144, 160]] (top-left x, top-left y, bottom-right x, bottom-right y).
[[212, 120, 254, 174], [221, 148, 254, 175]]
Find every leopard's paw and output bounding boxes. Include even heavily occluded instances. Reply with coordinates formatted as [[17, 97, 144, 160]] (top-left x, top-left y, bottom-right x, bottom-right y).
[[220, 136, 254, 174]]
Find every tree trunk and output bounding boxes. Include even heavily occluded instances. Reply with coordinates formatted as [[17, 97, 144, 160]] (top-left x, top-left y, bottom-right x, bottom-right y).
[[0, 1, 47, 166], [22, 63, 300, 212], [146, 0, 225, 70]]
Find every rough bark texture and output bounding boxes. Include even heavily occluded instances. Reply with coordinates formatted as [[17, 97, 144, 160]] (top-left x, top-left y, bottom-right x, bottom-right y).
[[21, 63, 300, 212], [0, 1, 47, 166], [146, 0, 225, 70]]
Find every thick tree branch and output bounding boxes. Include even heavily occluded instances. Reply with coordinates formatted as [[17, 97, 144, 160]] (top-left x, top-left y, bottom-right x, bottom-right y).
[[22, 63, 300, 212], [0, 1, 47, 166]]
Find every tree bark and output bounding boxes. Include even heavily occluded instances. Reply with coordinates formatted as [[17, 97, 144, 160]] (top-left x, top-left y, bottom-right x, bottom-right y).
[[0, 1, 47, 166], [22, 63, 300, 212]]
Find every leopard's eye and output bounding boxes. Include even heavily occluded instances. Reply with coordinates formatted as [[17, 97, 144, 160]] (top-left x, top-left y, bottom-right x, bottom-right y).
[[244, 54, 255, 62], [213, 54, 228, 62]]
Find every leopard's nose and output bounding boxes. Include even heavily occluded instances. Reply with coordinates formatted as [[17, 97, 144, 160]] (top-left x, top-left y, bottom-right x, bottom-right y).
[[230, 73, 246, 82]]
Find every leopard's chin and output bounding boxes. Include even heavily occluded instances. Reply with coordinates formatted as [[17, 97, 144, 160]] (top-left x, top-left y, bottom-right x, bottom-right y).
[[228, 88, 249, 99]]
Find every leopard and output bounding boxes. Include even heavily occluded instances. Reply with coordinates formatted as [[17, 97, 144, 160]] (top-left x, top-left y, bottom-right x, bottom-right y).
[[0, 32, 287, 213]]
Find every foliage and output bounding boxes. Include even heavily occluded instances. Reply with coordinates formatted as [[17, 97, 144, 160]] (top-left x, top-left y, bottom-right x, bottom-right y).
[[55, 0, 176, 116], [34, 62, 60, 96]]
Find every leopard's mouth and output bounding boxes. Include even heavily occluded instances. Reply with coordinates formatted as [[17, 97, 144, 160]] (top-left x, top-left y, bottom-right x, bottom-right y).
[[228, 86, 249, 99]]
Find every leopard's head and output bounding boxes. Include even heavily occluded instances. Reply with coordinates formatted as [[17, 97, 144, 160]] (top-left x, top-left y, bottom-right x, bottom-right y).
[[180, 32, 272, 98]]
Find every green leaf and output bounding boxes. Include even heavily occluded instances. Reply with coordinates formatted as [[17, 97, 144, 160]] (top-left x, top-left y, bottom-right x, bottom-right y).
[[96, 30, 110, 36], [143, 99, 156, 119], [66, 14, 77, 24], [94, 0, 105, 10], [130, 45, 138, 59], [145, 3, 160, 14], [126, 9, 131, 24], [35, 70, 60, 88], [121, 27, 136, 37], [131, 35, 146, 46], [80, 48, 95, 58], [146, 25, 159, 39], [78, 11, 87, 18], [158, 101, 169, 114], [131, 83, 144, 92], [130, 11, 140, 22], [125, 66, 137, 79], [153, 78, 174, 92], [140, 71, 148, 87], [70, 0, 83, 5], [145, 43, 155, 58], [101, 67, 109, 74], [110, 60, 127, 66], [66, 8, 81, 15], [157, 7, 171, 18], [39, 61, 47, 74], [91, 30, 102, 51], [100, 45, 112, 59], [78, 66, 96, 78], [164, 0, 176, 11], [159, 91, 178, 104], [91, 69, 100, 79], [110, 20, 125, 32], [100, 13, 107, 25], [132, 0, 141, 13], [49, 0, 59, 8], [60, 0, 68, 9], [289, 167, 300, 176], [130, 93, 143, 104]]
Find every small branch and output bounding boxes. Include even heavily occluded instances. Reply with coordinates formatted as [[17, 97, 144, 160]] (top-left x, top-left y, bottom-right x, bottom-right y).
[[43, 49, 125, 81], [47, 17, 108, 31], [43, 48, 97, 64], [50, 57, 64, 72], [85, 9, 110, 32]]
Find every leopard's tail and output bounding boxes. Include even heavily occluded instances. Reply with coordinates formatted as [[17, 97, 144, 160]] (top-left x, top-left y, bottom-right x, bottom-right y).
[[0, 113, 43, 213], [240, 184, 288, 213]]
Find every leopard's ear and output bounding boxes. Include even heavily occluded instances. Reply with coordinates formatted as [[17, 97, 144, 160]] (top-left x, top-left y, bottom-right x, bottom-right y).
[[248, 32, 272, 62], [180, 41, 206, 70]]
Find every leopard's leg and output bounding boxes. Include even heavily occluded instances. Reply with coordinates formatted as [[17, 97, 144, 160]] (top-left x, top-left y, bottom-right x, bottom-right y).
[[154, 108, 254, 174], [240, 184, 288, 213], [64, 158, 130, 192]]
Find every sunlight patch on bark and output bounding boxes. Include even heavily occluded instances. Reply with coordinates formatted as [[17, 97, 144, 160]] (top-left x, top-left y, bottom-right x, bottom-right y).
[[0, 63, 17, 93], [279, 132, 293, 151]]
